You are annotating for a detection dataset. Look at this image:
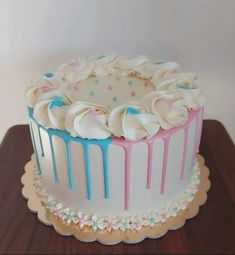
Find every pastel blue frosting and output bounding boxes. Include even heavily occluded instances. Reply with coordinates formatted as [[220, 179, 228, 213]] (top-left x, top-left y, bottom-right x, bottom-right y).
[[126, 107, 140, 115], [178, 85, 191, 90], [43, 71, 54, 78], [49, 96, 66, 109]]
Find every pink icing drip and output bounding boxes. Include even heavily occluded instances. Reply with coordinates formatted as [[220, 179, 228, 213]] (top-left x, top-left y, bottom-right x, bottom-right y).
[[180, 125, 189, 181], [160, 136, 170, 194], [124, 146, 131, 210], [146, 141, 153, 189], [112, 109, 201, 210]]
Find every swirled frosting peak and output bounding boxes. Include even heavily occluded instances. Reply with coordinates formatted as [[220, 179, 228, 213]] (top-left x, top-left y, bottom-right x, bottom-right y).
[[108, 102, 160, 141], [65, 102, 111, 139]]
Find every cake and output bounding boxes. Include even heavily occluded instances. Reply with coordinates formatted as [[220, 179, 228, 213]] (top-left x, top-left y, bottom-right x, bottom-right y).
[[25, 54, 205, 239]]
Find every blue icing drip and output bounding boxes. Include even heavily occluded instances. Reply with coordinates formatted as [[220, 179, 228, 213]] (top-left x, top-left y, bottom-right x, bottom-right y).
[[126, 107, 140, 115], [101, 144, 109, 199], [27, 107, 112, 197], [27, 110, 41, 175], [178, 85, 191, 90], [83, 143, 92, 200], [64, 141, 74, 190], [43, 71, 54, 78], [48, 133, 59, 183], [49, 96, 66, 109], [37, 126, 45, 157]]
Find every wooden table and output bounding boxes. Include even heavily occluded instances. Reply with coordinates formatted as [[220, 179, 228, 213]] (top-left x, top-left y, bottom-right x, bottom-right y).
[[0, 120, 235, 254]]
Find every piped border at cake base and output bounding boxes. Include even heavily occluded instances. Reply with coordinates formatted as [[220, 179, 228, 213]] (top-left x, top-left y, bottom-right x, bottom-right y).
[[21, 154, 210, 245]]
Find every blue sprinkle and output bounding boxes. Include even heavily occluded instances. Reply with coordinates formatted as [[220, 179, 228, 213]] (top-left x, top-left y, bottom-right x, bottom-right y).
[[43, 71, 54, 78], [90, 91, 94, 96], [97, 54, 106, 59], [49, 96, 66, 109], [95, 79, 99, 85], [126, 107, 140, 115], [112, 96, 117, 102], [178, 85, 191, 90], [155, 60, 165, 65], [128, 80, 132, 86]]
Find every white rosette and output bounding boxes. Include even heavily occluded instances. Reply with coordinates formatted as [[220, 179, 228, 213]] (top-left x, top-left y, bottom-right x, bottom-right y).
[[26, 73, 61, 107], [143, 91, 188, 130], [150, 62, 182, 86], [153, 72, 205, 109], [90, 54, 119, 76], [57, 58, 93, 84], [108, 102, 160, 141], [65, 102, 111, 139], [33, 95, 73, 130]]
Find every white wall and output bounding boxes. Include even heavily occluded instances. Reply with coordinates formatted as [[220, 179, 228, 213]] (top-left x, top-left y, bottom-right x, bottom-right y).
[[0, 0, 234, 142]]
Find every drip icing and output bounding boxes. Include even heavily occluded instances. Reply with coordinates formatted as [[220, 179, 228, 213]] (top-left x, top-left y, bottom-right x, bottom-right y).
[[82, 143, 92, 200], [180, 126, 189, 181], [28, 109, 41, 175], [37, 126, 45, 157], [48, 133, 59, 183], [160, 136, 170, 194], [27, 107, 111, 195], [64, 141, 74, 190], [101, 144, 109, 199], [146, 141, 153, 189]]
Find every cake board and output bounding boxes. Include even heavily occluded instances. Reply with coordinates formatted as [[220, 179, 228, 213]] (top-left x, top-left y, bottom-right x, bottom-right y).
[[21, 154, 210, 245]]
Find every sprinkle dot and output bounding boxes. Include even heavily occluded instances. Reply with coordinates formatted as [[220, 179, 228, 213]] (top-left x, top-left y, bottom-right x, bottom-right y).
[[128, 80, 132, 86], [144, 81, 149, 87], [112, 96, 117, 102], [108, 84, 113, 91], [115, 75, 120, 81], [155, 60, 165, 65], [43, 71, 54, 78], [95, 79, 99, 85], [131, 91, 136, 97], [89, 91, 94, 96]]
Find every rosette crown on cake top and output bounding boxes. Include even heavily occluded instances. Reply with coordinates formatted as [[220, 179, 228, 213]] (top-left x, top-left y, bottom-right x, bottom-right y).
[[26, 54, 204, 141]]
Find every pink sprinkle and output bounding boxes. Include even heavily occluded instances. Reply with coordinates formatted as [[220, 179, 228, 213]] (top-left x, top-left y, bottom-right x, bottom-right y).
[[74, 85, 79, 91], [70, 59, 80, 68], [115, 75, 120, 81], [131, 91, 136, 97], [144, 81, 149, 87], [158, 98, 173, 106], [40, 85, 53, 93], [108, 84, 113, 90], [89, 109, 99, 116]]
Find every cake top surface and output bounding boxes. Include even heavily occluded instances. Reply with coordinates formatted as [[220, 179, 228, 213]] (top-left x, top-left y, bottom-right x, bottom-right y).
[[26, 54, 204, 141]]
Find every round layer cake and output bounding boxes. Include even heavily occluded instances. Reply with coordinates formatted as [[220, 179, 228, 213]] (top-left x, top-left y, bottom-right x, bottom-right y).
[[26, 54, 204, 232]]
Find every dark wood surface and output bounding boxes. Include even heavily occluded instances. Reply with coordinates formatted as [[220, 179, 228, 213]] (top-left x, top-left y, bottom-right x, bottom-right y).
[[0, 120, 235, 254]]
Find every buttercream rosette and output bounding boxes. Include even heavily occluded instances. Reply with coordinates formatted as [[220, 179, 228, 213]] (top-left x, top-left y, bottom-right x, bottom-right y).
[[154, 72, 204, 109], [143, 91, 188, 130], [65, 102, 111, 139], [33, 95, 73, 130], [108, 102, 160, 141], [26, 73, 61, 107]]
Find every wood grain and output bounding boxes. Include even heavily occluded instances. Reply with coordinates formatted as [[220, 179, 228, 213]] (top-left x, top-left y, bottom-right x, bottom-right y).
[[0, 121, 235, 254]]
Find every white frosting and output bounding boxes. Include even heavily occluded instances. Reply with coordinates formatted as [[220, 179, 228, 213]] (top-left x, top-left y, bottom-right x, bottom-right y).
[[65, 102, 111, 139], [143, 91, 188, 129], [33, 159, 201, 232], [27, 54, 205, 141], [34, 95, 73, 130], [108, 102, 159, 141]]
